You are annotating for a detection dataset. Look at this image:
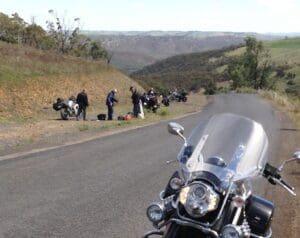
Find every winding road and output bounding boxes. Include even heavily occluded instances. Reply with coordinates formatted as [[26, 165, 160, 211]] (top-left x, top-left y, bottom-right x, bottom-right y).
[[0, 94, 282, 238]]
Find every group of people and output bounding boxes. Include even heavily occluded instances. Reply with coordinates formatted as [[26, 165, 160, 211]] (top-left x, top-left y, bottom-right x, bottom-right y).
[[74, 86, 148, 121], [105, 86, 145, 120]]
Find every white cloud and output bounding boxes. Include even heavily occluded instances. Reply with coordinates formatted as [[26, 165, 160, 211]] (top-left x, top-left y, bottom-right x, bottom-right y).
[[257, 0, 297, 10]]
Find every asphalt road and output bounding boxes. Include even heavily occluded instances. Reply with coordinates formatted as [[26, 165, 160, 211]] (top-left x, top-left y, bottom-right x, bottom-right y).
[[0, 94, 281, 238]]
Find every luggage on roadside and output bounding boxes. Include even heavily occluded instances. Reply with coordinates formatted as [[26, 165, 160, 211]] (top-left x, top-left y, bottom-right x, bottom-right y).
[[97, 114, 106, 120], [118, 112, 133, 120]]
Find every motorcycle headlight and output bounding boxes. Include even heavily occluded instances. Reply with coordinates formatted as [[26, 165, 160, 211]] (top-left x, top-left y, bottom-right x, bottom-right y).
[[221, 225, 241, 238], [179, 182, 219, 218], [146, 203, 164, 223]]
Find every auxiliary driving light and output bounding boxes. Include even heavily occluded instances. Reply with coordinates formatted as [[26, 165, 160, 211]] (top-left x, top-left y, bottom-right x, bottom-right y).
[[170, 177, 183, 190], [146, 203, 164, 223], [221, 225, 241, 238]]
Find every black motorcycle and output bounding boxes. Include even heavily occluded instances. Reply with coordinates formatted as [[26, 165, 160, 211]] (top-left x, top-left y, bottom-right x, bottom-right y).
[[169, 92, 188, 102], [141, 94, 160, 113], [162, 95, 170, 107], [143, 113, 299, 238]]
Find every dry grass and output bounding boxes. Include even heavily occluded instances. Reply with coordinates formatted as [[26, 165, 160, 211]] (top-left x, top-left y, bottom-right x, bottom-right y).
[[0, 42, 143, 122], [232, 87, 300, 127], [0, 93, 207, 153], [258, 90, 300, 127]]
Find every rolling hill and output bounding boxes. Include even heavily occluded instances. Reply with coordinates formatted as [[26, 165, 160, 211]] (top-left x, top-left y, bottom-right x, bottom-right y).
[[0, 41, 142, 121], [86, 31, 279, 73], [131, 38, 300, 96], [130, 46, 237, 92]]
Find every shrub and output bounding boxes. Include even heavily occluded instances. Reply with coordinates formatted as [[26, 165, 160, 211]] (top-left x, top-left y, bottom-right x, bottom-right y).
[[204, 80, 217, 95]]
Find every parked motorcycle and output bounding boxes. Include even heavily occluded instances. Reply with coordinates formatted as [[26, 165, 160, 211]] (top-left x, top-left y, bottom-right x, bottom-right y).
[[162, 95, 170, 107], [53, 97, 79, 120], [143, 113, 299, 238], [169, 91, 188, 102], [141, 94, 160, 113]]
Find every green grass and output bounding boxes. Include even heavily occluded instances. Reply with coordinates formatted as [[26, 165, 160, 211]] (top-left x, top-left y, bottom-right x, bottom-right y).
[[269, 38, 300, 49], [159, 108, 170, 116]]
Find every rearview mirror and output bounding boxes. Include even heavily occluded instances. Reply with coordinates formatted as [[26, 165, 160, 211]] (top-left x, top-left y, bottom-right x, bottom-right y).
[[167, 122, 187, 146], [168, 122, 184, 135], [278, 151, 300, 172], [292, 151, 300, 160]]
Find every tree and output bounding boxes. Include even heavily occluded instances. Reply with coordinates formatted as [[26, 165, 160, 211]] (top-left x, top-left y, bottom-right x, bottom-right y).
[[46, 10, 81, 53], [23, 23, 54, 49], [0, 12, 26, 44], [227, 37, 274, 90], [89, 41, 107, 60], [204, 80, 217, 95]]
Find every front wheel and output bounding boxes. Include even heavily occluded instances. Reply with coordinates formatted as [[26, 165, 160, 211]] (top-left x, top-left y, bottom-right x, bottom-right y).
[[163, 100, 170, 106], [182, 97, 187, 102], [60, 109, 69, 120]]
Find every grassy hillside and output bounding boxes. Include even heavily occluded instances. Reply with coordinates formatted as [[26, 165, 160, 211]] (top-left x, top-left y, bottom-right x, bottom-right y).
[[130, 46, 239, 92], [89, 33, 246, 73], [227, 38, 300, 94], [0, 41, 142, 122], [132, 37, 300, 95]]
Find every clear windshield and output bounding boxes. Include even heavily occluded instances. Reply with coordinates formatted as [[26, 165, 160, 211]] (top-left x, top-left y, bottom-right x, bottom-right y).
[[178, 113, 269, 183]]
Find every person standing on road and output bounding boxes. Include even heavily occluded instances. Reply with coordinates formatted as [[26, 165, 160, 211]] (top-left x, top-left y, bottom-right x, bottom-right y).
[[76, 89, 89, 121], [106, 89, 118, 120], [130, 86, 141, 117]]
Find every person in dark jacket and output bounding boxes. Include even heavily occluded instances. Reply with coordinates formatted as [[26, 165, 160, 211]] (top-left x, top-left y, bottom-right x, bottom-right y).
[[147, 87, 155, 97], [106, 89, 118, 120], [130, 86, 141, 117], [76, 89, 89, 120]]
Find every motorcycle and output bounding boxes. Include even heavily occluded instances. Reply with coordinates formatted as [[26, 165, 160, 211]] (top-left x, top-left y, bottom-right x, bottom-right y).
[[143, 113, 299, 238], [141, 94, 160, 113], [53, 97, 79, 120], [161, 95, 170, 107], [169, 92, 188, 102]]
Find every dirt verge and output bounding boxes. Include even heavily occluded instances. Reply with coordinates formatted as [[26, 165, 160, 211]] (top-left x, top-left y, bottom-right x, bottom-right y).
[[0, 93, 207, 157], [266, 112, 300, 237]]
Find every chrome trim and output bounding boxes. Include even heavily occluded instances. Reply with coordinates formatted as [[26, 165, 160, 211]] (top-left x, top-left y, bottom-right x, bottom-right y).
[[169, 218, 219, 238], [159, 190, 165, 201], [251, 228, 272, 238], [211, 179, 234, 227], [176, 201, 210, 228], [142, 230, 164, 238], [232, 207, 242, 225]]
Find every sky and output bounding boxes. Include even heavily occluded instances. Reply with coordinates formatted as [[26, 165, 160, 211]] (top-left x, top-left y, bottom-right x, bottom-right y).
[[1, 0, 300, 33]]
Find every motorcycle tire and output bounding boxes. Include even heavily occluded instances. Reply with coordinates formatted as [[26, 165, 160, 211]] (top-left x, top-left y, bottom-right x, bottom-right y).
[[182, 97, 187, 102], [164, 101, 170, 106], [60, 109, 69, 120]]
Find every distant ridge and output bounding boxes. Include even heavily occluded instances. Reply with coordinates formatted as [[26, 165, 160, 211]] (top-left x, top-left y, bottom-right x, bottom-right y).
[[85, 31, 282, 73]]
